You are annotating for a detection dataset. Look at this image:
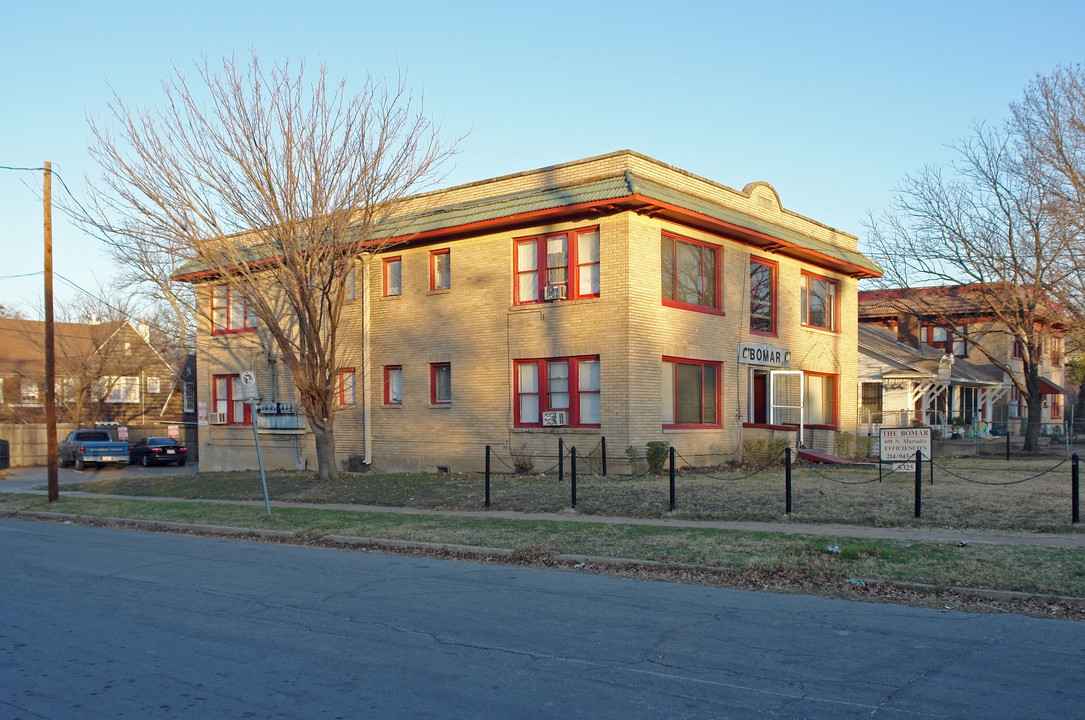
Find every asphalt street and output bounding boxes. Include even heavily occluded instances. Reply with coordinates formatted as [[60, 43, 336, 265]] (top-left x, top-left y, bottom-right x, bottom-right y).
[[2, 517, 1082, 719]]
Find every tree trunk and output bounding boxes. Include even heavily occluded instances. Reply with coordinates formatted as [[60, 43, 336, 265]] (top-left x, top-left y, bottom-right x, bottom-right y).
[[309, 416, 338, 480], [1023, 386, 1044, 452]]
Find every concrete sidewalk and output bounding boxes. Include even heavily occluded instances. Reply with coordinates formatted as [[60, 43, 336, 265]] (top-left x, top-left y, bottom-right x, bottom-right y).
[[13, 488, 1085, 548]]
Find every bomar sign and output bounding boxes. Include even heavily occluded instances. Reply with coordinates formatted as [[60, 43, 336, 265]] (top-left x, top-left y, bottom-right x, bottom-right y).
[[880, 427, 932, 472], [738, 343, 791, 368]]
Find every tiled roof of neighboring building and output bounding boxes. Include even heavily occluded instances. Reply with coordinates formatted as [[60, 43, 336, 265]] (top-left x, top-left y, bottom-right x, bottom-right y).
[[859, 324, 1003, 386], [0, 319, 126, 376]]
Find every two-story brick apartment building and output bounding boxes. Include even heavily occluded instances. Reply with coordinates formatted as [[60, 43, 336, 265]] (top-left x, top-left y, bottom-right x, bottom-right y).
[[180, 151, 882, 472]]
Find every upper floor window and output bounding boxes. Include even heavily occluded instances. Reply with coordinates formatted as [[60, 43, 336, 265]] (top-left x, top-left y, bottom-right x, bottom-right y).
[[342, 264, 356, 301], [515, 227, 600, 304], [662, 357, 720, 427], [662, 232, 721, 313], [515, 356, 600, 427], [212, 284, 255, 334], [20, 378, 38, 404], [1051, 336, 1062, 366], [921, 324, 967, 357], [337, 368, 356, 406], [431, 363, 451, 405], [146, 376, 161, 394], [749, 258, 776, 335], [801, 272, 837, 331], [107, 376, 140, 404], [383, 257, 402, 296], [183, 382, 195, 413], [430, 249, 451, 291], [212, 374, 250, 425]]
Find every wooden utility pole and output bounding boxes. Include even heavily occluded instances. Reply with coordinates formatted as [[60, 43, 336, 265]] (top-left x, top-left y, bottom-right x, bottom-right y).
[[44, 161, 58, 502]]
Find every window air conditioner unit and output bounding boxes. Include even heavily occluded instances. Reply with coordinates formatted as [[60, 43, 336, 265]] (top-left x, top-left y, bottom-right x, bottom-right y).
[[208, 412, 227, 425], [542, 410, 568, 427], [543, 284, 567, 301]]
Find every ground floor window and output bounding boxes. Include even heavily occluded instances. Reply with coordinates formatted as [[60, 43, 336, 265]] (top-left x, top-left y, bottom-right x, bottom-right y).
[[212, 374, 250, 425], [515, 356, 600, 427], [338, 369, 356, 406], [663, 358, 720, 427], [804, 372, 837, 427], [431, 363, 451, 405], [384, 366, 402, 405]]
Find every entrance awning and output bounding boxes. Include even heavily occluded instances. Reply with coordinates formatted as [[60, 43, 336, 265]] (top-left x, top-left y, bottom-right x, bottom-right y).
[[1039, 376, 1065, 395]]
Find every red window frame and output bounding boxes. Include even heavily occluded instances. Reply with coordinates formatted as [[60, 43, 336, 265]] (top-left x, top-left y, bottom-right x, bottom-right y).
[[803, 371, 838, 428], [1052, 336, 1062, 366], [383, 257, 402, 297], [513, 226, 600, 304], [211, 285, 255, 335], [430, 363, 451, 405], [661, 232, 723, 315], [801, 271, 838, 332], [430, 249, 450, 291], [211, 374, 251, 425], [1051, 393, 1063, 419], [383, 366, 402, 405], [337, 368, 356, 406], [662, 357, 721, 429], [749, 257, 777, 336], [514, 356, 600, 428]]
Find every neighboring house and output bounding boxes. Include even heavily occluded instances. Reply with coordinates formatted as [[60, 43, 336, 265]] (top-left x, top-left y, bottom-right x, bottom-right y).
[[178, 150, 882, 472], [858, 287, 1068, 431], [0, 318, 191, 427]]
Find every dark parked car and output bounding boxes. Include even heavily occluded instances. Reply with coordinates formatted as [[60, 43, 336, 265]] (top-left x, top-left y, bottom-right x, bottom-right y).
[[129, 437, 188, 467]]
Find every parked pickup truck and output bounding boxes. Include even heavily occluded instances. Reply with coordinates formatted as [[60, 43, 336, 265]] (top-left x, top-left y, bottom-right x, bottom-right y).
[[58, 429, 130, 470]]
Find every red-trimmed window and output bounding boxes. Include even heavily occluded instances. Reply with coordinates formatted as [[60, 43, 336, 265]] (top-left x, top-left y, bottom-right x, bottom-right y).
[[342, 265, 356, 301], [212, 374, 250, 425], [1012, 338, 1023, 359], [1051, 393, 1063, 419], [430, 249, 450, 291], [749, 257, 776, 335], [662, 232, 721, 313], [804, 372, 838, 427], [383, 257, 402, 296], [515, 356, 600, 427], [431, 363, 451, 405], [211, 285, 255, 334], [383, 366, 402, 405], [1052, 336, 1062, 366], [514, 227, 600, 304], [662, 357, 720, 427], [337, 368, 356, 406], [801, 272, 838, 331], [922, 324, 968, 357]]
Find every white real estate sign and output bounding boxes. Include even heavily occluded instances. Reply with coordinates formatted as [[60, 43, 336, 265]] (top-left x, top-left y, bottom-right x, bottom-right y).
[[880, 428, 932, 472]]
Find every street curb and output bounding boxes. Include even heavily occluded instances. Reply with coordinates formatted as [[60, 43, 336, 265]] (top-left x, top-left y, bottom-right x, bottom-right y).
[[4, 508, 1084, 609]]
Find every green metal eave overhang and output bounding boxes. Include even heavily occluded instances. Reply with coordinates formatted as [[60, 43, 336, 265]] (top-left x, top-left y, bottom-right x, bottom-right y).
[[173, 171, 882, 281]]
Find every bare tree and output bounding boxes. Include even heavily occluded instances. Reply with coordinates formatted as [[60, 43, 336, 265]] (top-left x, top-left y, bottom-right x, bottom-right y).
[[76, 53, 456, 479], [864, 123, 1073, 451], [1011, 64, 1085, 344]]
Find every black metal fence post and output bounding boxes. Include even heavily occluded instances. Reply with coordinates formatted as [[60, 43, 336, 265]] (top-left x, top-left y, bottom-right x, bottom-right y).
[[485, 445, 491, 508], [1073, 453, 1080, 524], [914, 449, 922, 519], [558, 437, 564, 485], [1006, 431, 1011, 461], [601, 436, 607, 476], [785, 446, 792, 515], [669, 446, 676, 512], [570, 446, 577, 508]]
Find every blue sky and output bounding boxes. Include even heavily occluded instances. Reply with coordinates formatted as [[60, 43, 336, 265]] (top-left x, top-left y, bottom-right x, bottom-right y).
[[2, 0, 1083, 316]]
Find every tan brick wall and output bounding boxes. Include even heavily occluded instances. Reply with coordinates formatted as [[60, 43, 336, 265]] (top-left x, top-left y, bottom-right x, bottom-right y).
[[194, 156, 869, 473]]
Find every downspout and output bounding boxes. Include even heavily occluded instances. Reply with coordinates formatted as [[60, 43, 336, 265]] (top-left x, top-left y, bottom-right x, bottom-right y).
[[362, 253, 373, 466]]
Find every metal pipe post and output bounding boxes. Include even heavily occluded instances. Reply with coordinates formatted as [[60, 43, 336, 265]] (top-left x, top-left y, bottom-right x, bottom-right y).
[[601, 436, 607, 476], [485, 445, 491, 508], [669, 446, 676, 512], [1073, 453, 1079, 524], [785, 446, 792, 515], [914, 449, 922, 519], [570, 446, 577, 508], [558, 437, 564, 486]]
